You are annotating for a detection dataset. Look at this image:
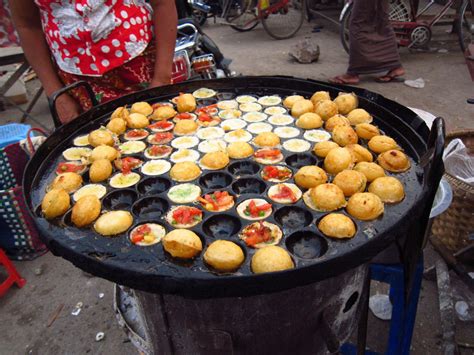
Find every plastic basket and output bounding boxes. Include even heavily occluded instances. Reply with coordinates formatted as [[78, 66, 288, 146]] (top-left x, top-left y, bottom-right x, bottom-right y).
[[0, 123, 31, 149]]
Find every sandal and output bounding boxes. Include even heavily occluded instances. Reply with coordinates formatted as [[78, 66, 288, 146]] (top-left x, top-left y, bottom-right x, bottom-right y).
[[375, 68, 405, 83], [329, 75, 360, 85]]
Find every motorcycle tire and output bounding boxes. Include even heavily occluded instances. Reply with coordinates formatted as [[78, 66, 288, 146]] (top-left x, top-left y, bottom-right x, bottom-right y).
[[193, 10, 208, 26], [200, 33, 225, 63]]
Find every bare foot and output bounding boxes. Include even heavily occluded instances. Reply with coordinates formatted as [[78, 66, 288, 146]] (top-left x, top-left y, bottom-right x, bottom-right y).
[[329, 74, 360, 85], [375, 67, 405, 83]]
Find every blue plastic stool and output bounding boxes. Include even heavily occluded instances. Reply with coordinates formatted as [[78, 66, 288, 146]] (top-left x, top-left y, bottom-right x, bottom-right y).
[[0, 123, 31, 149], [341, 258, 424, 355]]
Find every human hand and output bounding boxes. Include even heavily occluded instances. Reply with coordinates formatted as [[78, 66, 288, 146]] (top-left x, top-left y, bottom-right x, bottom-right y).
[[149, 74, 172, 88], [55, 94, 81, 124]]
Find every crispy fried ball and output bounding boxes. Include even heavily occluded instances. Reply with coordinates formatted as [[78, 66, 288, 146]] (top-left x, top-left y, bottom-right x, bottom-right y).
[[94, 211, 133, 236], [313, 141, 339, 158], [163, 229, 203, 259], [346, 192, 384, 221], [314, 100, 338, 121], [170, 161, 201, 181], [294, 165, 328, 189], [318, 213, 356, 239], [354, 162, 386, 182], [308, 183, 346, 211], [347, 144, 373, 162], [176, 93, 197, 113], [355, 123, 380, 140], [227, 141, 254, 159], [291, 99, 314, 118], [89, 159, 113, 183], [332, 125, 358, 146], [88, 129, 114, 147], [333, 170, 367, 197], [204, 240, 244, 272], [377, 150, 411, 172], [106, 118, 127, 135], [283, 95, 304, 109], [325, 114, 351, 132], [334, 93, 358, 115], [174, 120, 198, 135], [368, 176, 405, 203], [254, 132, 280, 147], [368, 135, 399, 153], [310, 91, 331, 106], [152, 106, 177, 120], [90, 145, 119, 162], [130, 102, 153, 116], [42, 188, 70, 219], [347, 108, 372, 125], [50, 172, 82, 193], [111, 106, 129, 120], [126, 113, 150, 129], [251, 246, 294, 274], [71, 195, 101, 227], [201, 151, 230, 170], [324, 147, 354, 174], [296, 112, 323, 129]]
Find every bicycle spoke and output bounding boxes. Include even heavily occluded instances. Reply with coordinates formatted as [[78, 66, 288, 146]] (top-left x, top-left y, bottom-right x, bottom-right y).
[[261, 0, 305, 39]]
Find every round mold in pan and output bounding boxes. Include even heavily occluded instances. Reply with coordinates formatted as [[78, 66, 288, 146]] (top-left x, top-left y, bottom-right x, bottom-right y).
[[202, 214, 242, 239], [131, 196, 170, 221]]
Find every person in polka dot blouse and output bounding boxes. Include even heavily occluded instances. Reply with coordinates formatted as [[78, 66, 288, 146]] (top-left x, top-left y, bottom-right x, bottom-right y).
[[10, 0, 178, 123]]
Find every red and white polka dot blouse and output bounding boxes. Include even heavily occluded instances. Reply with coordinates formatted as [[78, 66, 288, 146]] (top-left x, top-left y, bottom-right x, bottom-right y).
[[35, 0, 153, 76]]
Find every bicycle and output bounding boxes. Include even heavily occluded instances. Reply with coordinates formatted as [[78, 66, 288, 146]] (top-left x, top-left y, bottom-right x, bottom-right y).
[[340, 0, 473, 53]]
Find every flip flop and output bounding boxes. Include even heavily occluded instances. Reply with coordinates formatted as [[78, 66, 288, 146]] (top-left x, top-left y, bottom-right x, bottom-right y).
[[329, 76, 360, 85], [374, 74, 405, 83]]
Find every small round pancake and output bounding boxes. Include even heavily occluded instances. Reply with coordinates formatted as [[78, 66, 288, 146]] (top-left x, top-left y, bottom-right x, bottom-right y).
[[294, 165, 328, 189], [240, 222, 283, 248], [258, 96, 282, 106], [347, 108, 372, 125], [247, 122, 273, 134], [167, 184, 202, 204], [89, 159, 113, 183], [291, 99, 313, 118], [254, 148, 284, 164], [204, 240, 245, 272], [171, 136, 200, 149], [88, 129, 114, 147], [124, 129, 149, 141], [251, 246, 294, 274], [355, 123, 381, 140], [197, 127, 225, 140], [274, 127, 300, 138], [282, 139, 311, 153], [141, 160, 172, 176], [111, 106, 129, 120], [144, 145, 173, 159], [346, 192, 384, 221], [269, 114, 294, 126], [73, 135, 90, 147], [242, 112, 267, 123], [261, 165, 292, 182], [192, 88, 216, 99], [109, 172, 141, 188], [200, 151, 230, 170], [173, 112, 197, 123], [236, 198, 273, 220], [218, 109, 242, 120], [129, 223, 166, 246], [147, 132, 173, 145], [296, 112, 323, 130], [324, 147, 354, 175], [130, 102, 153, 116], [333, 93, 358, 115], [173, 120, 198, 136], [63, 147, 92, 161], [90, 145, 119, 162], [303, 183, 346, 212], [313, 141, 339, 158], [176, 94, 196, 113], [126, 113, 150, 128], [354, 162, 386, 182], [325, 114, 351, 132], [41, 188, 70, 219], [227, 141, 254, 159], [377, 150, 411, 173], [163, 229, 203, 259], [56, 161, 87, 175], [151, 106, 177, 121], [73, 184, 107, 202], [310, 91, 331, 106], [170, 161, 201, 182], [283, 95, 304, 109], [303, 129, 331, 143], [198, 139, 227, 153], [217, 100, 238, 110], [94, 211, 133, 236], [50, 172, 83, 193], [332, 125, 358, 146], [368, 176, 405, 203], [240, 103, 262, 112], [165, 206, 203, 228], [268, 183, 302, 204], [224, 129, 253, 143], [106, 118, 127, 135], [253, 132, 280, 148], [318, 213, 356, 239], [118, 141, 146, 155], [199, 191, 235, 212], [71, 195, 101, 227], [264, 106, 287, 115], [368, 135, 399, 153], [236, 95, 257, 104], [347, 144, 373, 163], [170, 149, 200, 163], [220, 119, 247, 131], [314, 100, 339, 121], [333, 170, 367, 197]]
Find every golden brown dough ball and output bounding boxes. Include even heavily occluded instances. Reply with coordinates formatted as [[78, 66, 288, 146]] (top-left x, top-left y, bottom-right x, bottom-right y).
[[346, 192, 384, 221], [200, 151, 230, 170], [170, 161, 201, 181], [106, 118, 127, 135], [294, 165, 328, 189], [333, 93, 358, 115], [318, 213, 356, 239], [347, 108, 372, 125], [227, 142, 254, 159], [368, 176, 405, 203], [251, 246, 294, 274], [313, 141, 339, 158], [174, 120, 198, 135], [332, 125, 358, 146], [94, 211, 133, 236], [42, 188, 70, 219], [111, 106, 129, 120], [204, 240, 244, 272], [130, 102, 153, 116], [296, 112, 323, 129], [308, 183, 346, 211], [71, 195, 101, 227], [90, 145, 119, 162], [355, 123, 380, 140], [368, 135, 399, 153], [254, 132, 280, 147], [333, 170, 367, 197], [126, 113, 150, 129], [377, 150, 411, 173], [310, 91, 331, 106], [176, 93, 197, 113], [163, 229, 203, 259], [325, 114, 351, 132], [354, 162, 386, 182], [314, 100, 338, 121], [283, 95, 304, 109], [324, 147, 354, 175], [152, 106, 177, 120], [291, 99, 314, 118], [89, 159, 113, 183], [346, 144, 373, 163], [50, 172, 82, 193], [88, 129, 114, 147]]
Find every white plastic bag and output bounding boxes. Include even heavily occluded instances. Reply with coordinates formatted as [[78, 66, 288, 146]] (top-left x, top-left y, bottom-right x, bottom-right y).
[[443, 139, 474, 186]]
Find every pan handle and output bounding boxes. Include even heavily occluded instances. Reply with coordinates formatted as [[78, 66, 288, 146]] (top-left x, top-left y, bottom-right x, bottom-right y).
[[423, 117, 445, 188], [48, 81, 98, 128]]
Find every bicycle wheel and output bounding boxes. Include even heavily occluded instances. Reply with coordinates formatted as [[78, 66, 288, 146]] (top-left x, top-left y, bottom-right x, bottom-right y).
[[457, 0, 473, 53], [227, 0, 260, 32], [261, 0, 306, 40]]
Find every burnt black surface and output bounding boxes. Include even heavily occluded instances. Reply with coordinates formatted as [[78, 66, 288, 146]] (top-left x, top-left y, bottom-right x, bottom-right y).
[[23, 76, 440, 298]]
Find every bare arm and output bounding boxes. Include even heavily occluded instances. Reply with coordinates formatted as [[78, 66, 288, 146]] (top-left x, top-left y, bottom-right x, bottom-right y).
[[149, 0, 178, 87]]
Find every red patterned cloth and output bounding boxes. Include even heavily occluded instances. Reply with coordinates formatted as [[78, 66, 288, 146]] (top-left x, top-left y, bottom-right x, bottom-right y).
[[0, 0, 20, 47], [35, 0, 153, 76]]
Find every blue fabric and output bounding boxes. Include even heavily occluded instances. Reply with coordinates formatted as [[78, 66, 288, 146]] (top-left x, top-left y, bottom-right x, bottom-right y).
[[0, 123, 31, 148]]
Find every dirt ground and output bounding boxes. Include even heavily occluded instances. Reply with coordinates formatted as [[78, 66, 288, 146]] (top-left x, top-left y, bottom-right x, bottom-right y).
[[0, 15, 473, 355]]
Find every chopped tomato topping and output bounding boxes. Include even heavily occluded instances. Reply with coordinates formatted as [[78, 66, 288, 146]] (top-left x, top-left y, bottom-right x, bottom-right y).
[[196, 104, 218, 115], [175, 112, 193, 120], [149, 121, 173, 129], [127, 129, 147, 138], [272, 184, 297, 202], [262, 166, 291, 181], [172, 207, 202, 225], [119, 157, 142, 174], [254, 149, 281, 159], [244, 200, 272, 218], [149, 145, 171, 156], [198, 191, 233, 211], [131, 225, 152, 244], [152, 103, 169, 109], [198, 113, 213, 122], [243, 222, 273, 247], [151, 132, 173, 143], [56, 162, 84, 174]]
